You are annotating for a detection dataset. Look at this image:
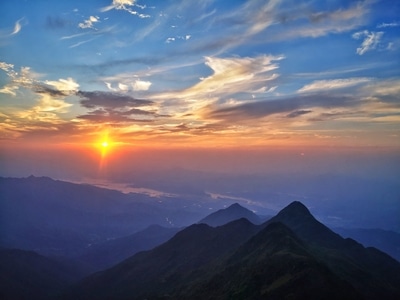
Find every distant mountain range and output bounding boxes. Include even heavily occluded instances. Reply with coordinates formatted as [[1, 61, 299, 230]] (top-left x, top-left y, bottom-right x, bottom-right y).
[[198, 202, 263, 226], [66, 201, 400, 300], [1, 176, 399, 261], [0, 176, 203, 257]]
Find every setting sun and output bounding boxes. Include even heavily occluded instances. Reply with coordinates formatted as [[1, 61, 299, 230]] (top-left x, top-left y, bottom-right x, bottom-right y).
[[102, 141, 109, 148]]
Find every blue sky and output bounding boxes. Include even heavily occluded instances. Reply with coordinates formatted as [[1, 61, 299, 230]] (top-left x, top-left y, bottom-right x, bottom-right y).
[[0, 0, 399, 149]]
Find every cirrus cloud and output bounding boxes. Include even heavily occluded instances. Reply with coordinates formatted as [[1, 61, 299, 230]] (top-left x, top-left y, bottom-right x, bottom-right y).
[[298, 78, 371, 93]]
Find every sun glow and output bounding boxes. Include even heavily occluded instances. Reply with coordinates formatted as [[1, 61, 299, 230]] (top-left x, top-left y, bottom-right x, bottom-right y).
[[97, 132, 113, 173]]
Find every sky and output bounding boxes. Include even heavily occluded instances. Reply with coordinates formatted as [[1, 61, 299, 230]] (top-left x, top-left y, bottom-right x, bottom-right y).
[[0, 0, 400, 180]]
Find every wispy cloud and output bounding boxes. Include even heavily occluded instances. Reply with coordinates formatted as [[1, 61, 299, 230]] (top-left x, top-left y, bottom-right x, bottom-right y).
[[100, 0, 150, 18], [298, 78, 371, 93], [69, 37, 98, 48], [10, 18, 25, 35], [377, 21, 400, 28], [0, 18, 26, 39], [204, 94, 357, 122], [152, 54, 283, 106], [352, 30, 384, 55], [79, 16, 100, 29]]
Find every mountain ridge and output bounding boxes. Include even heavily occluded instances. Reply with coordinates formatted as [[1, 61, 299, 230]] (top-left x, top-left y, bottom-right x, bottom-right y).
[[65, 201, 400, 299]]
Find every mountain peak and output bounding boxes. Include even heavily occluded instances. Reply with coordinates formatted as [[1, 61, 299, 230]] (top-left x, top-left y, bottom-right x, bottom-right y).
[[198, 203, 261, 227], [266, 201, 345, 249], [277, 201, 312, 218], [228, 202, 243, 209]]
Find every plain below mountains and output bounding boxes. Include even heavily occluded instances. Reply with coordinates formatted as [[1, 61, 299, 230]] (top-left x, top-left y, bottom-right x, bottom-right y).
[[66, 201, 400, 300]]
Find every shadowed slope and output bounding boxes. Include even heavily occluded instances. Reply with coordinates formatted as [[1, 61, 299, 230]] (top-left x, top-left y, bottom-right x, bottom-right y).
[[178, 222, 362, 300], [67, 218, 258, 299]]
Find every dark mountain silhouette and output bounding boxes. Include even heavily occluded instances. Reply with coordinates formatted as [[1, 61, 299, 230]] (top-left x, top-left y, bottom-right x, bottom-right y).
[[79, 225, 181, 272], [198, 202, 262, 226], [66, 201, 400, 299], [0, 248, 84, 300], [178, 222, 362, 300], [265, 201, 400, 299], [333, 227, 400, 262]]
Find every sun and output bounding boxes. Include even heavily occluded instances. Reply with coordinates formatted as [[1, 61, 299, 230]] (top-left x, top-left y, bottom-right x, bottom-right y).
[[97, 133, 113, 172], [96, 131, 113, 158]]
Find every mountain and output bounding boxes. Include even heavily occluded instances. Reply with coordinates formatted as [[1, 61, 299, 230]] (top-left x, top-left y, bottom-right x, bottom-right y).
[[66, 218, 259, 299], [177, 222, 362, 300], [198, 202, 262, 226], [0, 248, 84, 300], [0, 176, 202, 257], [265, 201, 400, 299], [79, 225, 181, 272], [66, 201, 400, 299], [333, 227, 400, 262]]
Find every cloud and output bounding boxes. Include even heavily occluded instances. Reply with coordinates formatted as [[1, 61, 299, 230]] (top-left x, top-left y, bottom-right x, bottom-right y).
[[155, 55, 283, 101], [204, 94, 357, 122], [352, 30, 384, 55], [101, 0, 150, 18], [166, 35, 192, 44], [79, 16, 100, 29], [132, 80, 152, 91], [0, 63, 42, 96], [16, 94, 73, 123], [0, 62, 78, 129], [147, 54, 284, 119], [0, 18, 28, 40], [33, 78, 79, 98], [77, 91, 157, 124], [208, 0, 371, 52], [0, 62, 14, 73], [0, 62, 18, 95], [377, 21, 400, 28], [60, 25, 115, 48], [11, 18, 25, 35], [44, 78, 80, 94], [286, 110, 313, 118], [78, 91, 153, 109], [298, 78, 371, 93], [77, 111, 153, 124], [0, 62, 80, 99], [361, 79, 400, 104]]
